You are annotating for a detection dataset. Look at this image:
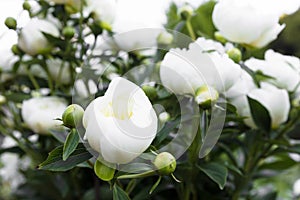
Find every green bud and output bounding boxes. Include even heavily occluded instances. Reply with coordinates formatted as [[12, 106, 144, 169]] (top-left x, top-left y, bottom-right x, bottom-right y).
[[11, 44, 21, 55], [153, 152, 176, 175], [5, 17, 17, 30], [157, 32, 173, 46], [62, 104, 84, 128], [142, 85, 157, 100], [178, 5, 194, 20], [62, 26, 75, 38], [23, 1, 31, 11], [195, 85, 219, 109], [227, 48, 242, 63], [214, 32, 227, 44]]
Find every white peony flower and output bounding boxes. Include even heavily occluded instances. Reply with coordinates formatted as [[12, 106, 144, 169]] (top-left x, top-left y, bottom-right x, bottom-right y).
[[86, 0, 117, 24], [112, 0, 167, 51], [83, 77, 158, 164], [212, 0, 286, 48], [248, 83, 290, 129], [18, 18, 59, 55], [245, 50, 300, 91], [160, 37, 241, 95], [0, 137, 24, 191], [21, 96, 67, 134]]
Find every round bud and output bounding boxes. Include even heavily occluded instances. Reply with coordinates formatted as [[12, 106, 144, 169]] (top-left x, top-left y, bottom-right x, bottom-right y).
[[62, 26, 75, 38], [178, 5, 194, 20], [62, 104, 84, 128], [0, 95, 6, 105], [11, 44, 22, 55], [142, 85, 157, 100], [23, 1, 31, 11], [214, 32, 227, 44], [195, 85, 219, 109], [157, 32, 173, 46], [5, 17, 17, 30], [153, 152, 176, 175], [227, 48, 242, 63], [159, 112, 170, 123]]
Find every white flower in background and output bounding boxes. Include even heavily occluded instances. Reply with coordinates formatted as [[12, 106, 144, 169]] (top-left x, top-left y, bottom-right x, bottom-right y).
[[248, 83, 290, 129], [18, 18, 59, 55], [245, 50, 300, 91], [83, 77, 158, 164], [212, 0, 286, 48], [21, 96, 67, 134], [251, 0, 300, 16], [160, 37, 241, 95], [46, 59, 71, 84], [294, 179, 300, 197], [86, 0, 117, 24], [112, 0, 167, 51], [226, 70, 257, 127], [74, 79, 98, 98], [0, 137, 24, 191], [172, 0, 207, 8]]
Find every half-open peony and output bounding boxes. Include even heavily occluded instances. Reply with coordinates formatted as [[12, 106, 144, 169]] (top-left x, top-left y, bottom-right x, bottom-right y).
[[83, 77, 158, 164], [212, 0, 285, 48], [160, 37, 241, 96], [18, 18, 59, 55], [21, 96, 67, 134]]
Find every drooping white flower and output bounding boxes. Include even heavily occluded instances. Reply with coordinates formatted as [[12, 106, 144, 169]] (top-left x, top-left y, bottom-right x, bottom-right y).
[[18, 18, 59, 55], [212, 0, 286, 48], [245, 50, 300, 91], [160, 37, 241, 95], [248, 83, 290, 129], [83, 77, 158, 164], [112, 0, 167, 51], [21, 96, 67, 134], [86, 0, 117, 24]]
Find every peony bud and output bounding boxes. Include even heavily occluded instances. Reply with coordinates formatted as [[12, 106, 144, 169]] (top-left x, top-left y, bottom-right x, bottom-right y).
[[157, 32, 173, 46], [11, 44, 22, 55], [62, 104, 84, 128], [0, 95, 6, 105], [142, 85, 157, 100], [178, 5, 194, 20], [23, 1, 31, 11], [195, 85, 219, 109], [159, 112, 170, 123], [227, 48, 242, 63], [62, 26, 75, 38], [5, 17, 17, 30], [153, 152, 176, 175]]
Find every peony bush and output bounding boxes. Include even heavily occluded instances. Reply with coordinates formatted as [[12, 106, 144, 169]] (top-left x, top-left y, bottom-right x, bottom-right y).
[[0, 0, 300, 199]]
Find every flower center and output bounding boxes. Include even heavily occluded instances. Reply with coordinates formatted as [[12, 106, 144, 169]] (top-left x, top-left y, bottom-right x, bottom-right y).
[[101, 97, 134, 120]]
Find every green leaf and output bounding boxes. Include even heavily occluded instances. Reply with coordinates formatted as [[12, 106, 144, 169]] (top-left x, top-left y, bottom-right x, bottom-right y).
[[258, 157, 297, 171], [63, 129, 80, 161], [247, 96, 271, 132], [113, 185, 131, 200], [198, 162, 228, 190], [39, 143, 92, 172], [94, 159, 115, 181]]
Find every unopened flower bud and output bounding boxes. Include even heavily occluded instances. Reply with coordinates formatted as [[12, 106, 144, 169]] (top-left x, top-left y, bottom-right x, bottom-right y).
[[195, 85, 219, 109], [0, 95, 6, 105], [157, 32, 173, 46], [23, 1, 31, 11], [227, 48, 242, 63], [62, 26, 75, 38], [62, 104, 84, 128], [178, 5, 194, 20], [142, 85, 157, 100], [214, 32, 227, 44], [5, 17, 17, 30], [159, 112, 170, 123], [153, 152, 176, 175], [11, 44, 22, 55]]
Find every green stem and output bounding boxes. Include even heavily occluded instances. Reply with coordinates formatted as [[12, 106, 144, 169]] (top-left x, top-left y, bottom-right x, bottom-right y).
[[25, 66, 40, 90], [117, 170, 156, 180], [186, 19, 196, 41]]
